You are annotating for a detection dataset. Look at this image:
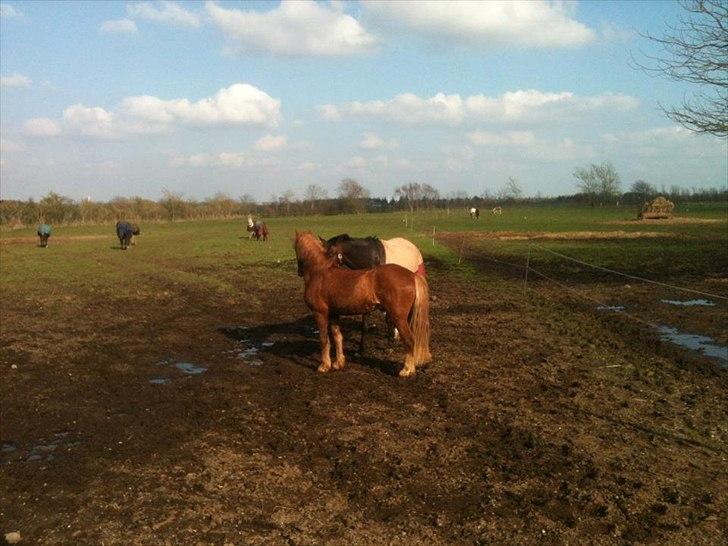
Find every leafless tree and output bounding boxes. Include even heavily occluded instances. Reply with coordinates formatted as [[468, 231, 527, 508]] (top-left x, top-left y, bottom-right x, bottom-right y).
[[337, 178, 369, 213], [574, 162, 622, 205], [303, 184, 328, 211], [635, 0, 727, 136]]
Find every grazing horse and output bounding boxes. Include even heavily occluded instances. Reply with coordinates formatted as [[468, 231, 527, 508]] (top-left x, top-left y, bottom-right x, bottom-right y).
[[295, 231, 431, 377], [246, 215, 269, 241], [323, 234, 426, 351], [129, 222, 140, 245], [469, 207, 480, 220], [116, 221, 134, 250], [37, 224, 52, 247], [492, 206, 503, 215]]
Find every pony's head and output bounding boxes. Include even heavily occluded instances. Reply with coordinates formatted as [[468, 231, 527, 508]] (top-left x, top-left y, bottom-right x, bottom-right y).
[[294, 231, 333, 276], [247, 215, 254, 228]]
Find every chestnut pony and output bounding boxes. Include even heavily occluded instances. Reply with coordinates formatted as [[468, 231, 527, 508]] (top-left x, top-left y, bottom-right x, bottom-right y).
[[294, 231, 431, 377]]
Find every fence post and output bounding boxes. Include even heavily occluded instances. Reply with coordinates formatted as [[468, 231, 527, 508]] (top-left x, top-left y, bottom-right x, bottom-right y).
[[523, 243, 531, 293], [458, 234, 466, 264], [432, 226, 436, 246]]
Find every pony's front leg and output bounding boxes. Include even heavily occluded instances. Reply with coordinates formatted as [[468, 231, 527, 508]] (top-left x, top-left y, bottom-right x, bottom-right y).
[[314, 312, 332, 372], [330, 320, 346, 370]]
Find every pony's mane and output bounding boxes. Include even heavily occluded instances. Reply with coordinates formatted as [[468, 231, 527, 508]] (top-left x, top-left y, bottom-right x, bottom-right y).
[[295, 231, 327, 265]]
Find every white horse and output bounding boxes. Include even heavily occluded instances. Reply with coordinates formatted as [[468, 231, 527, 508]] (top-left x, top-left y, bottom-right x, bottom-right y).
[[469, 207, 480, 219], [492, 206, 503, 215]]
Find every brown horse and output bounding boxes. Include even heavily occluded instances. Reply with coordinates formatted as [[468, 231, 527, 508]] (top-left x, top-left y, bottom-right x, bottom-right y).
[[294, 231, 431, 377]]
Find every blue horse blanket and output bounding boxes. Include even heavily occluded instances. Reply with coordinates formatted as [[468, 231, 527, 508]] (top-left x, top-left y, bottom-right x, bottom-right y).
[[37, 224, 52, 237]]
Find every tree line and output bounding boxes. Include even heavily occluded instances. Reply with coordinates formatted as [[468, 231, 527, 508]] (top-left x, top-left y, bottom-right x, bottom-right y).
[[1, 166, 725, 227]]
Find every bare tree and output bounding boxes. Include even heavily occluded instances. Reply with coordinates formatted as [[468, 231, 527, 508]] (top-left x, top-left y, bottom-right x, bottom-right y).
[[337, 178, 369, 213], [303, 184, 328, 211], [574, 162, 622, 205], [394, 182, 422, 212], [278, 189, 297, 215], [635, 0, 728, 136], [631, 179, 657, 201]]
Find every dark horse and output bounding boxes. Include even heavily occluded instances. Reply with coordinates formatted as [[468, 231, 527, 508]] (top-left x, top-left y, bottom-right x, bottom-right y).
[[116, 221, 135, 250], [295, 231, 431, 377], [322, 233, 426, 352], [129, 222, 140, 245], [37, 223, 52, 247]]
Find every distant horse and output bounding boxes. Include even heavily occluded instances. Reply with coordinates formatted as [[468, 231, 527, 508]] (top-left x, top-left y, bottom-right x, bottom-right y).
[[37, 224, 52, 247], [469, 207, 480, 219], [492, 206, 503, 215], [323, 233, 426, 351], [129, 222, 140, 245], [295, 231, 431, 377], [247, 215, 269, 241], [116, 221, 134, 250]]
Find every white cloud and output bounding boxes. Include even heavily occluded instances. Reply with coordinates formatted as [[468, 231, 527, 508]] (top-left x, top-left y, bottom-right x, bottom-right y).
[[323, 89, 638, 126], [318, 104, 341, 121], [0, 3, 22, 18], [363, 0, 595, 48], [0, 138, 25, 152], [601, 126, 725, 158], [206, 0, 378, 57], [468, 130, 535, 146], [100, 19, 138, 34], [171, 152, 278, 169], [23, 82, 281, 139], [127, 1, 200, 28], [359, 132, 398, 150], [345, 156, 368, 169], [1, 73, 31, 88], [254, 134, 288, 152], [23, 118, 61, 137], [298, 161, 318, 171]]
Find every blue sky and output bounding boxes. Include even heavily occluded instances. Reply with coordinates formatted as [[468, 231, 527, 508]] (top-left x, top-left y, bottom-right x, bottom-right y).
[[1, 0, 725, 201]]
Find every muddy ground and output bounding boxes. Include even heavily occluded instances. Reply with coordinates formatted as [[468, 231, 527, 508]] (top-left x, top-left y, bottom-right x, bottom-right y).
[[1, 248, 727, 544]]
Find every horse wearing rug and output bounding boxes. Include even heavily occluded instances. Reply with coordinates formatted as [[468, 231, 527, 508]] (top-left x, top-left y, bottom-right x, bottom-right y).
[[116, 221, 134, 250], [469, 207, 480, 220], [323, 234, 426, 352], [295, 231, 431, 377], [247, 215, 269, 241], [37, 224, 52, 248]]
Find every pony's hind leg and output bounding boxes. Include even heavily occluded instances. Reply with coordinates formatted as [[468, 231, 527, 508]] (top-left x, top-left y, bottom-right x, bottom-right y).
[[391, 314, 416, 377], [330, 320, 346, 370], [314, 312, 332, 373]]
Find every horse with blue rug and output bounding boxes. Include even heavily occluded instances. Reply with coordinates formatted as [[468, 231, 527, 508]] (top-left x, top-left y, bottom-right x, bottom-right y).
[[116, 221, 137, 250], [37, 224, 52, 247]]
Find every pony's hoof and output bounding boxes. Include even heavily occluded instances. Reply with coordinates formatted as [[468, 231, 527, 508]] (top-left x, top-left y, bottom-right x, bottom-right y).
[[333, 360, 345, 370], [399, 368, 415, 378], [317, 364, 331, 373]]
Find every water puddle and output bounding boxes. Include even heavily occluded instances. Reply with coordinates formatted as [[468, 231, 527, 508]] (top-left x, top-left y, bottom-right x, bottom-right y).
[[2, 443, 17, 453], [596, 305, 625, 312], [224, 339, 274, 367], [174, 362, 207, 375], [21, 432, 81, 463], [661, 299, 716, 307], [656, 326, 728, 365], [149, 378, 171, 385]]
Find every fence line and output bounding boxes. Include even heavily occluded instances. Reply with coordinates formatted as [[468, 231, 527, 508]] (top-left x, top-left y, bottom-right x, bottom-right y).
[[530, 243, 728, 301]]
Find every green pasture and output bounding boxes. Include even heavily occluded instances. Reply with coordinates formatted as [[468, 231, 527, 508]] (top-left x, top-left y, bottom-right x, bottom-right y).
[[1, 203, 726, 300]]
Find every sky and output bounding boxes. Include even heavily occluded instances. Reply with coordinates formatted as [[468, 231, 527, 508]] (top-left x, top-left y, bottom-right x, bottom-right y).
[[0, 0, 726, 202]]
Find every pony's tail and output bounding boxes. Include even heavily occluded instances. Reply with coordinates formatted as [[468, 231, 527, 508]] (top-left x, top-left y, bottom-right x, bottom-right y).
[[410, 275, 431, 366]]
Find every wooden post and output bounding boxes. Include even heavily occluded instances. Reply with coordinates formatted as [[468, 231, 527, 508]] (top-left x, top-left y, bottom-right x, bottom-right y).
[[432, 226, 436, 246], [523, 244, 531, 293], [458, 235, 466, 264]]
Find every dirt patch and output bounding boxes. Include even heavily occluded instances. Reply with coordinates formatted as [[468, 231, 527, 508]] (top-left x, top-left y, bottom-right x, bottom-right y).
[[0, 235, 113, 245], [438, 230, 679, 241], [1, 258, 726, 544], [607, 217, 723, 225]]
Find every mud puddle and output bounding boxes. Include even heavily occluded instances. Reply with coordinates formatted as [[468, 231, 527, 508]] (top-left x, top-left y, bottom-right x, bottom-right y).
[[223, 339, 276, 367], [661, 299, 717, 307], [1, 432, 82, 464], [150, 359, 207, 384], [656, 326, 728, 365]]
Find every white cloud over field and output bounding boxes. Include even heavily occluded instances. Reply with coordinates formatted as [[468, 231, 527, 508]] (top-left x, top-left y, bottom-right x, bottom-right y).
[[206, 0, 378, 57], [22, 83, 281, 139], [1, 73, 31, 88], [363, 0, 595, 48], [320, 89, 638, 126], [100, 19, 138, 34], [127, 1, 200, 28]]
